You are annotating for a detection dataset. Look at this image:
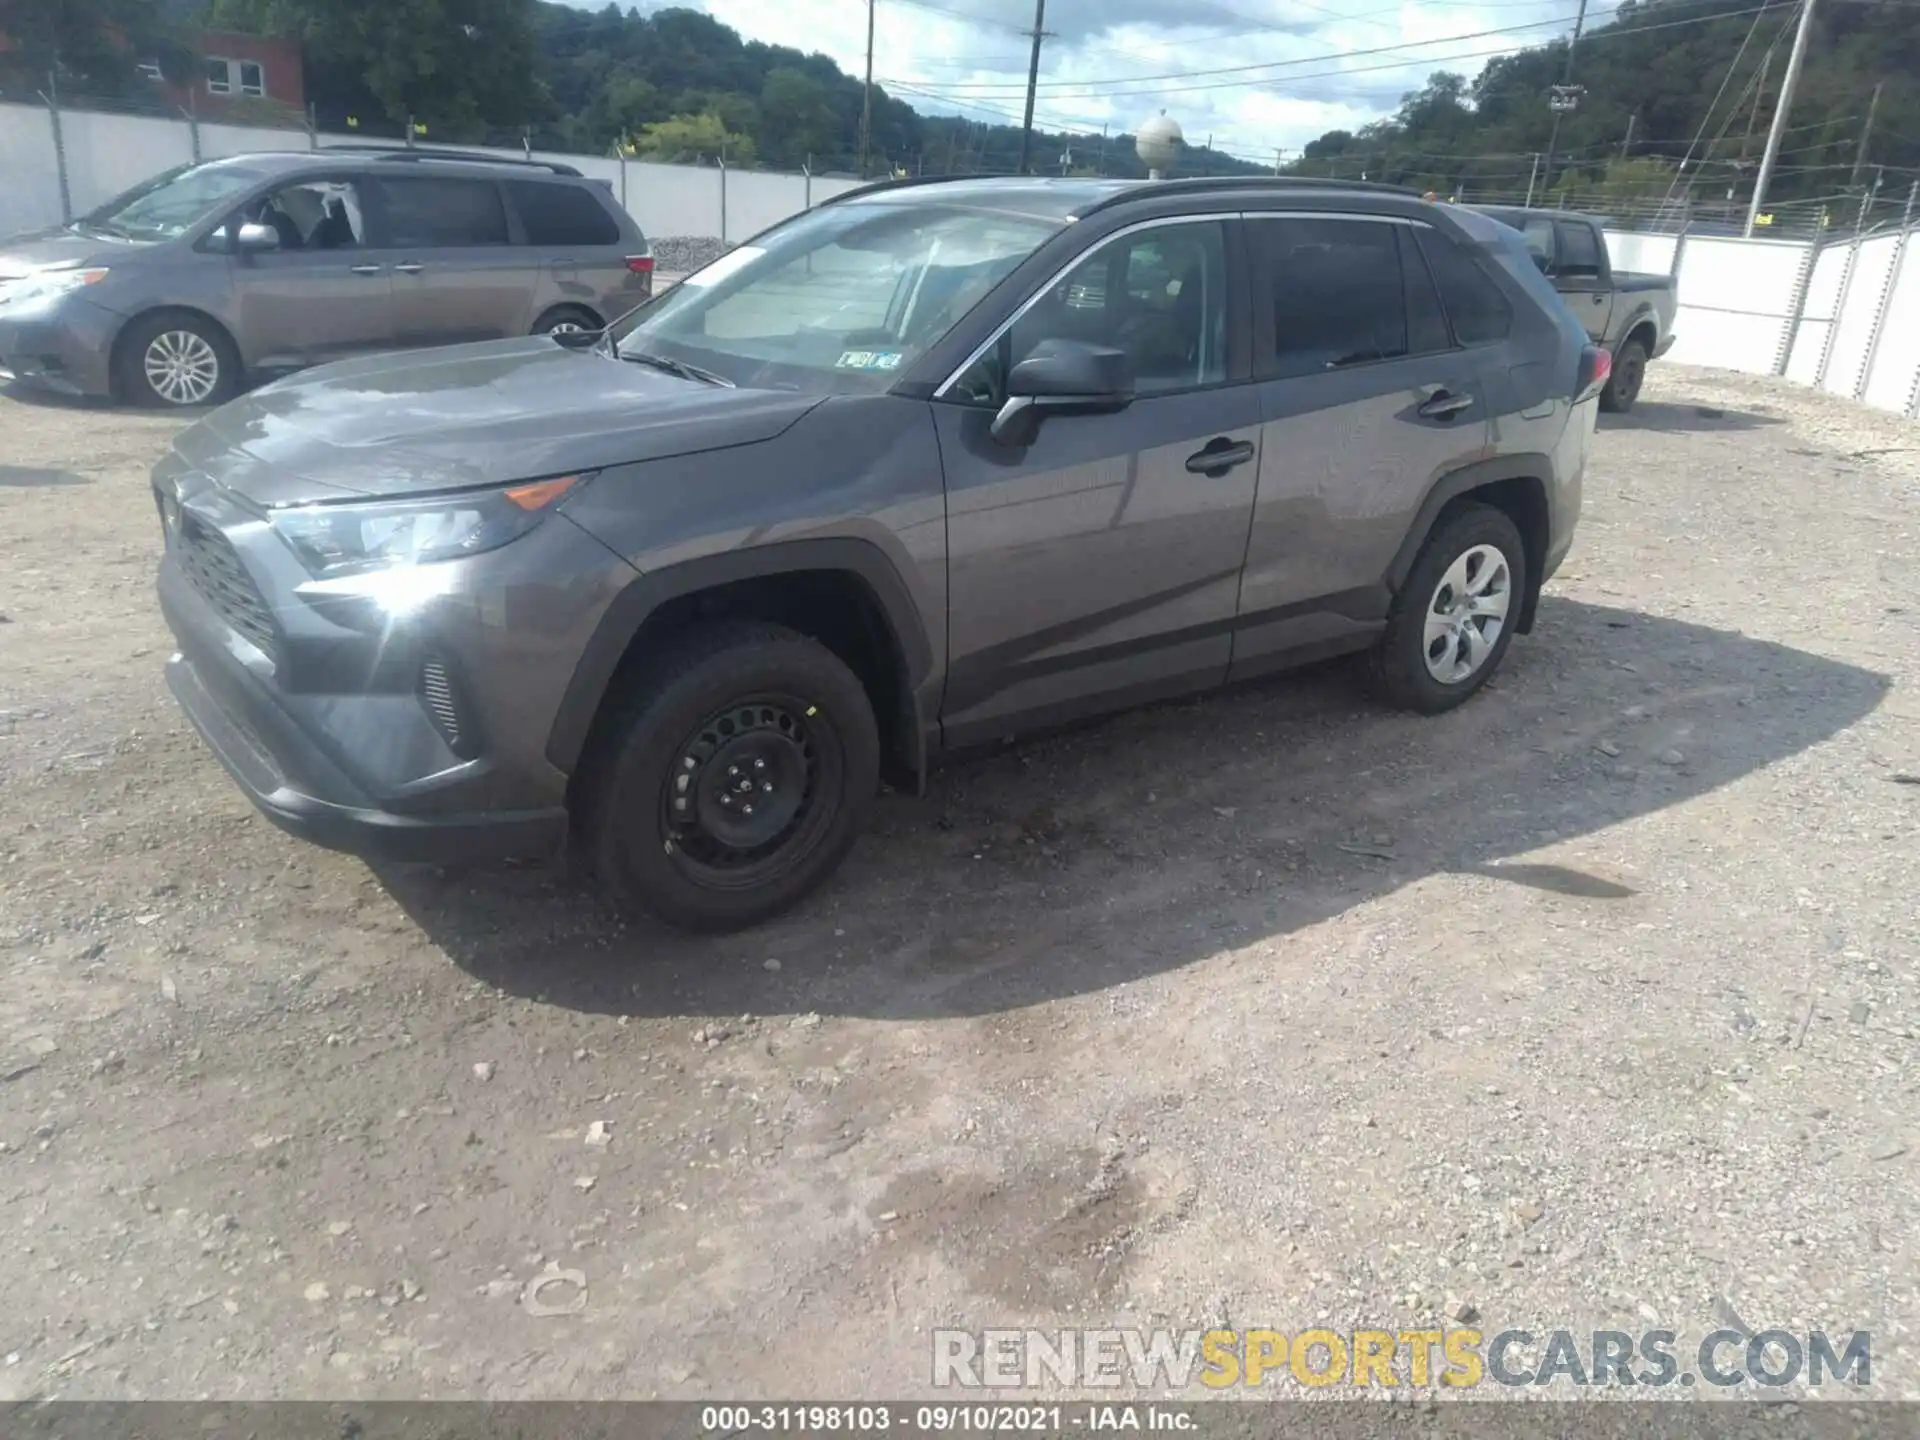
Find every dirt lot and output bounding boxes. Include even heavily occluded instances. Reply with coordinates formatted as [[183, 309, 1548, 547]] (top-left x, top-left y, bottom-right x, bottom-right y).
[[1, 367, 1916, 1403]]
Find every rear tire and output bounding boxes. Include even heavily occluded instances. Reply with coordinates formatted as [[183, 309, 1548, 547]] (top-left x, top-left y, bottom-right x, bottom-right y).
[[1368, 503, 1526, 714], [117, 311, 239, 409], [533, 305, 603, 337], [583, 621, 879, 932], [1600, 337, 1647, 413]]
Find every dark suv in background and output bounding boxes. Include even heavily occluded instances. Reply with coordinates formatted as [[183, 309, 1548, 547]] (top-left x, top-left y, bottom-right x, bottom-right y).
[[0, 147, 652, 407], [153, 175, 1606, 931]]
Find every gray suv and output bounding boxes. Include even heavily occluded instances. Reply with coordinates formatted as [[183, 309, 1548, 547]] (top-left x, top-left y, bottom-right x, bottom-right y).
[[0, 147, 652, 407], [153, 175, 1605, 931]]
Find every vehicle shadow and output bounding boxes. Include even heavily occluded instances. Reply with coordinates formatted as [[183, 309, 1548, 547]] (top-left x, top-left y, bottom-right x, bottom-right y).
[[1601, 400, 1784, 434], [379, 596, 1887, 1021]]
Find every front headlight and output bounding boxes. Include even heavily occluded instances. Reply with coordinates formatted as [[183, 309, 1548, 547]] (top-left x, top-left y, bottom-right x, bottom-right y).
[[0, 267, 109, 307], [268, 474, 585, 579]]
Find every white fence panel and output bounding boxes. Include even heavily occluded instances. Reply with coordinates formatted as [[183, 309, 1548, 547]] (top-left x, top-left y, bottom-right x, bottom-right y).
[[623, 160, 722, 239], [1821, 232, 1900, 400], [1667, 235, 1809, 375], [59, 108, 194, 214], [1604, 230, 1676, 276], [1861, 239, 1920, 415], [1784, 244, 1851, 385], [199, 120, 310, 159], [0, 102, 65, 237], [729, 170, 810, 242]]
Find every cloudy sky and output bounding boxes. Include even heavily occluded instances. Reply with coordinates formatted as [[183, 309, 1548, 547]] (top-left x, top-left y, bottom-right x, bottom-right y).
[[680, 0, 1611, 163]]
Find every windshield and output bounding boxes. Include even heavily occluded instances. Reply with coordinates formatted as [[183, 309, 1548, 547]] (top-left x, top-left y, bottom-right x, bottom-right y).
[[618, 200, 1064, 393], [79, 162, 272, 241]]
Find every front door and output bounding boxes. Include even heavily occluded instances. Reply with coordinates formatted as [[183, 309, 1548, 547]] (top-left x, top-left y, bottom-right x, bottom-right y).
[[365, 175, 539, 347], [1232, 214, 1495, 678], [227, 177, 392, 370], [1552, 218, 1614, 342], [933, 217, 1262, 745]]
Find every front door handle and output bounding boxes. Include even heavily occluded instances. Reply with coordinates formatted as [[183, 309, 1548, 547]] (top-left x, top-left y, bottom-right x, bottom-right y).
[[1593, 293, 1606, 304], [393, 262, 424, 275], [1418, 391, 1476, 421], [1185, 437, 1256, 476], [349, 263, 382, 275]]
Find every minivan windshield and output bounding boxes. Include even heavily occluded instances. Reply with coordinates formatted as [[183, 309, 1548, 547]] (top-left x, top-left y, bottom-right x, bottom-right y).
[[618, 199, 1064, 392], [78, 162, 272, 241]]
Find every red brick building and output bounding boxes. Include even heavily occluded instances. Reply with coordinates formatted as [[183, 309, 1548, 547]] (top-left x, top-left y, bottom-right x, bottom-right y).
[[151, 31, 306, 120]]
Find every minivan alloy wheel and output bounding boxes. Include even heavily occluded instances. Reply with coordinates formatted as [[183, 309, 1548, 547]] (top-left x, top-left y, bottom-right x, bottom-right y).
[[1424, 542, 1511, 683], [144, 330, 221, 406]]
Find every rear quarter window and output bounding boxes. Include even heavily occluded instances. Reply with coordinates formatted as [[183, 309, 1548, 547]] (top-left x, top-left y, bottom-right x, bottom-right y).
[[1413, 226, 1514, 345], [507, 180, 623, 247]]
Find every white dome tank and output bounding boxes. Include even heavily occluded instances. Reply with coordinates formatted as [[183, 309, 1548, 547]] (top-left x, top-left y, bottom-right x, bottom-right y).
[[1135, 111, 1184, 179]]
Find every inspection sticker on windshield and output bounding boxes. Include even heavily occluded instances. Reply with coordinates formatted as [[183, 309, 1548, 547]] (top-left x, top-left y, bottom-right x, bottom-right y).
[[835, 349, 905, 372]]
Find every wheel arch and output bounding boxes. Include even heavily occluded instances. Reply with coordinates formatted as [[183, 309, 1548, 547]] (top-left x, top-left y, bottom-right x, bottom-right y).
[[550, 538, 937, 793], [109, 305, 241, 403], [1385, 455, 1554, 635], [1618, 310, 1660, 355]]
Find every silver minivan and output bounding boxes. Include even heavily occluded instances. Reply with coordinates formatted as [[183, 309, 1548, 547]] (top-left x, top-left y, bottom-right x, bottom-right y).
[[0, 147, 654, 407]]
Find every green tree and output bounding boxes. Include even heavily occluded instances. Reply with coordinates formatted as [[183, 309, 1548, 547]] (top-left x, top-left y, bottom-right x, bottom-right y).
[[632, 110, 755, 165], [0, 0, 182, 97], [757, 67, 834, 170]]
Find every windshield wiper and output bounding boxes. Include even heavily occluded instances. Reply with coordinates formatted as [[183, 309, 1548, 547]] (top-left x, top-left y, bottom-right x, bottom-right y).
[[619, 350, 733, 387]]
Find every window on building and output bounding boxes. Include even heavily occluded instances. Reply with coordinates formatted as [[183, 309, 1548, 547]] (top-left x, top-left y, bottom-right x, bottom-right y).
[[137, 59, 164, 82], [207, 58, 232, 95], [239, 61, 265, 97]]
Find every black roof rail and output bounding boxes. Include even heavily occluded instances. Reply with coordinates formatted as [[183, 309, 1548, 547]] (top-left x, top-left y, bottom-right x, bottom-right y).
[[815, 173, 1028, 207], [1075, 174, 1422, 218], [315, 144, 583, 177]]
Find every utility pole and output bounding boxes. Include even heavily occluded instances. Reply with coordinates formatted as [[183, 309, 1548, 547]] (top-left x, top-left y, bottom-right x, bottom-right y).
[[1619, 112, 1637, 161], [1747, 0, 1818, 236], [1016, 0, 1048, 175], [1273, 147, 1284, 175], [1097, 122, 1108, 176], [1525, 152, 1541, 207], [857, 0, 876, 179], [1739, 42, 1774, 162], [1851, 78, 1883, 187], [1538, 0, 1591, 197]]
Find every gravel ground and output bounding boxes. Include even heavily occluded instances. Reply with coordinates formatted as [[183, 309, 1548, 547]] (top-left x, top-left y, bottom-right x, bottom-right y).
[[648, 235, 733, 273], [0, 366, 1916, 1405]]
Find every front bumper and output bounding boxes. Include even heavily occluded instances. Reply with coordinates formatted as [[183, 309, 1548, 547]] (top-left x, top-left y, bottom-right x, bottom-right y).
[[0, 297, 118, 397]]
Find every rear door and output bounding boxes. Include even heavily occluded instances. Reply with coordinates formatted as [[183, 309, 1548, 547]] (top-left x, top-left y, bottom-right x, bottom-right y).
[[365, 174, 539, 347], [1231, 214, 1494, 679], [1553, 219, 1613, 342], [503, 178, 647, 325]]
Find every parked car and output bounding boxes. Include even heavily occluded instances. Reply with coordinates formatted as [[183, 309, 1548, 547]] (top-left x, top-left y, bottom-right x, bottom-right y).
[[1470, 206, 1677, 413], [0, 147, 652, 408], [153, 175, 1607, 932]]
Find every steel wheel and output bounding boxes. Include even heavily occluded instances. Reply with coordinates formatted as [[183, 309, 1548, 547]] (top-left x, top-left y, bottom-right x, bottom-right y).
[[143, 329, 221, 406], [1423, 542, 1513, 684], [546, 319, 588, 334], [659, 694, 834, 891]]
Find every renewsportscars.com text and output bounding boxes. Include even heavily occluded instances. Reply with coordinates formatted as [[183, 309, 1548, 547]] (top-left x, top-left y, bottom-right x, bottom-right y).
[[932, 1327, 1872, 1391]]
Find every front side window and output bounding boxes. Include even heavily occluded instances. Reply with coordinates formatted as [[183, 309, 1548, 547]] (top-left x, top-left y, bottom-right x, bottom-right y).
[[243, 180, 365, 250], [950, 220, 1229, 405], [1259, 217, 1419, 378], [78, 161, 271, 241], [619, 199, 1062, 394], [372, 177, 509, 247]]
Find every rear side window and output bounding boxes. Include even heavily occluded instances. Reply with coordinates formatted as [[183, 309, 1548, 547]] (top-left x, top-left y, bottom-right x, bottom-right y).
[[1415, 228, 1514, 345], [506, 180, 621, 246], [1258, 217, 1455, 379], [373, 177, 508, 247]]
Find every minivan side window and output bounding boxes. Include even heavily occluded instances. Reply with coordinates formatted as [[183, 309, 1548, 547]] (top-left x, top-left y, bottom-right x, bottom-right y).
[[506, 180, 621, 246], [1414, 227, 1515, 345], [372, 177, 509, 247], [1257, 217, 1445, 379]]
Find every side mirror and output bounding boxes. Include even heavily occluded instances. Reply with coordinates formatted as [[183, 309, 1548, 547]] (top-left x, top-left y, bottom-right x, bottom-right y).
[[235, 221, 280, 253], [989, 339, 1135, 447]]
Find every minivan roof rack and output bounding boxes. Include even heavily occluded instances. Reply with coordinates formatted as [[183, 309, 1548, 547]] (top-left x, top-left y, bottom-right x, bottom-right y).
[[315, 144, 583, 177]]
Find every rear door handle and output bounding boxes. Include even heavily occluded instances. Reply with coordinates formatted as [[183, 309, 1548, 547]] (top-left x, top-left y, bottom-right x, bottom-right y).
[[349, 264, 383, 275], [1185, 437, 1256, 476], [393, 262, 424, 275], [1418, 391, 1476, 421]]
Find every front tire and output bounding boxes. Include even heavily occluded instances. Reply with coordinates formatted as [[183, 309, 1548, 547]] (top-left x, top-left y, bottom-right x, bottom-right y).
[[117, 311, 238, 409], [585, 621, 879, 932], [1600, 337, 1647, 413], [1369, 503, 1526, 714], [533, 305, 602, 337]]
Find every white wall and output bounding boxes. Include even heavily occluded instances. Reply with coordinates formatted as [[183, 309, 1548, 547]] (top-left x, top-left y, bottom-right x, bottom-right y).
[[0, 103, 65, 237], [1860, 237, 1920, 415]]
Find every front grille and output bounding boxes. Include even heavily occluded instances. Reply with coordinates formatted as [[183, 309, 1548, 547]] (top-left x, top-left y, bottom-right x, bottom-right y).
[[419, 656, 469, 754], [177, 514, 277, 663]]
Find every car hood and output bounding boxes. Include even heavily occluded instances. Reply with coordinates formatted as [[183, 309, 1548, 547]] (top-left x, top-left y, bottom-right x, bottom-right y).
[[168, 337, 828, 507], [0, 230, 144, 281]]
